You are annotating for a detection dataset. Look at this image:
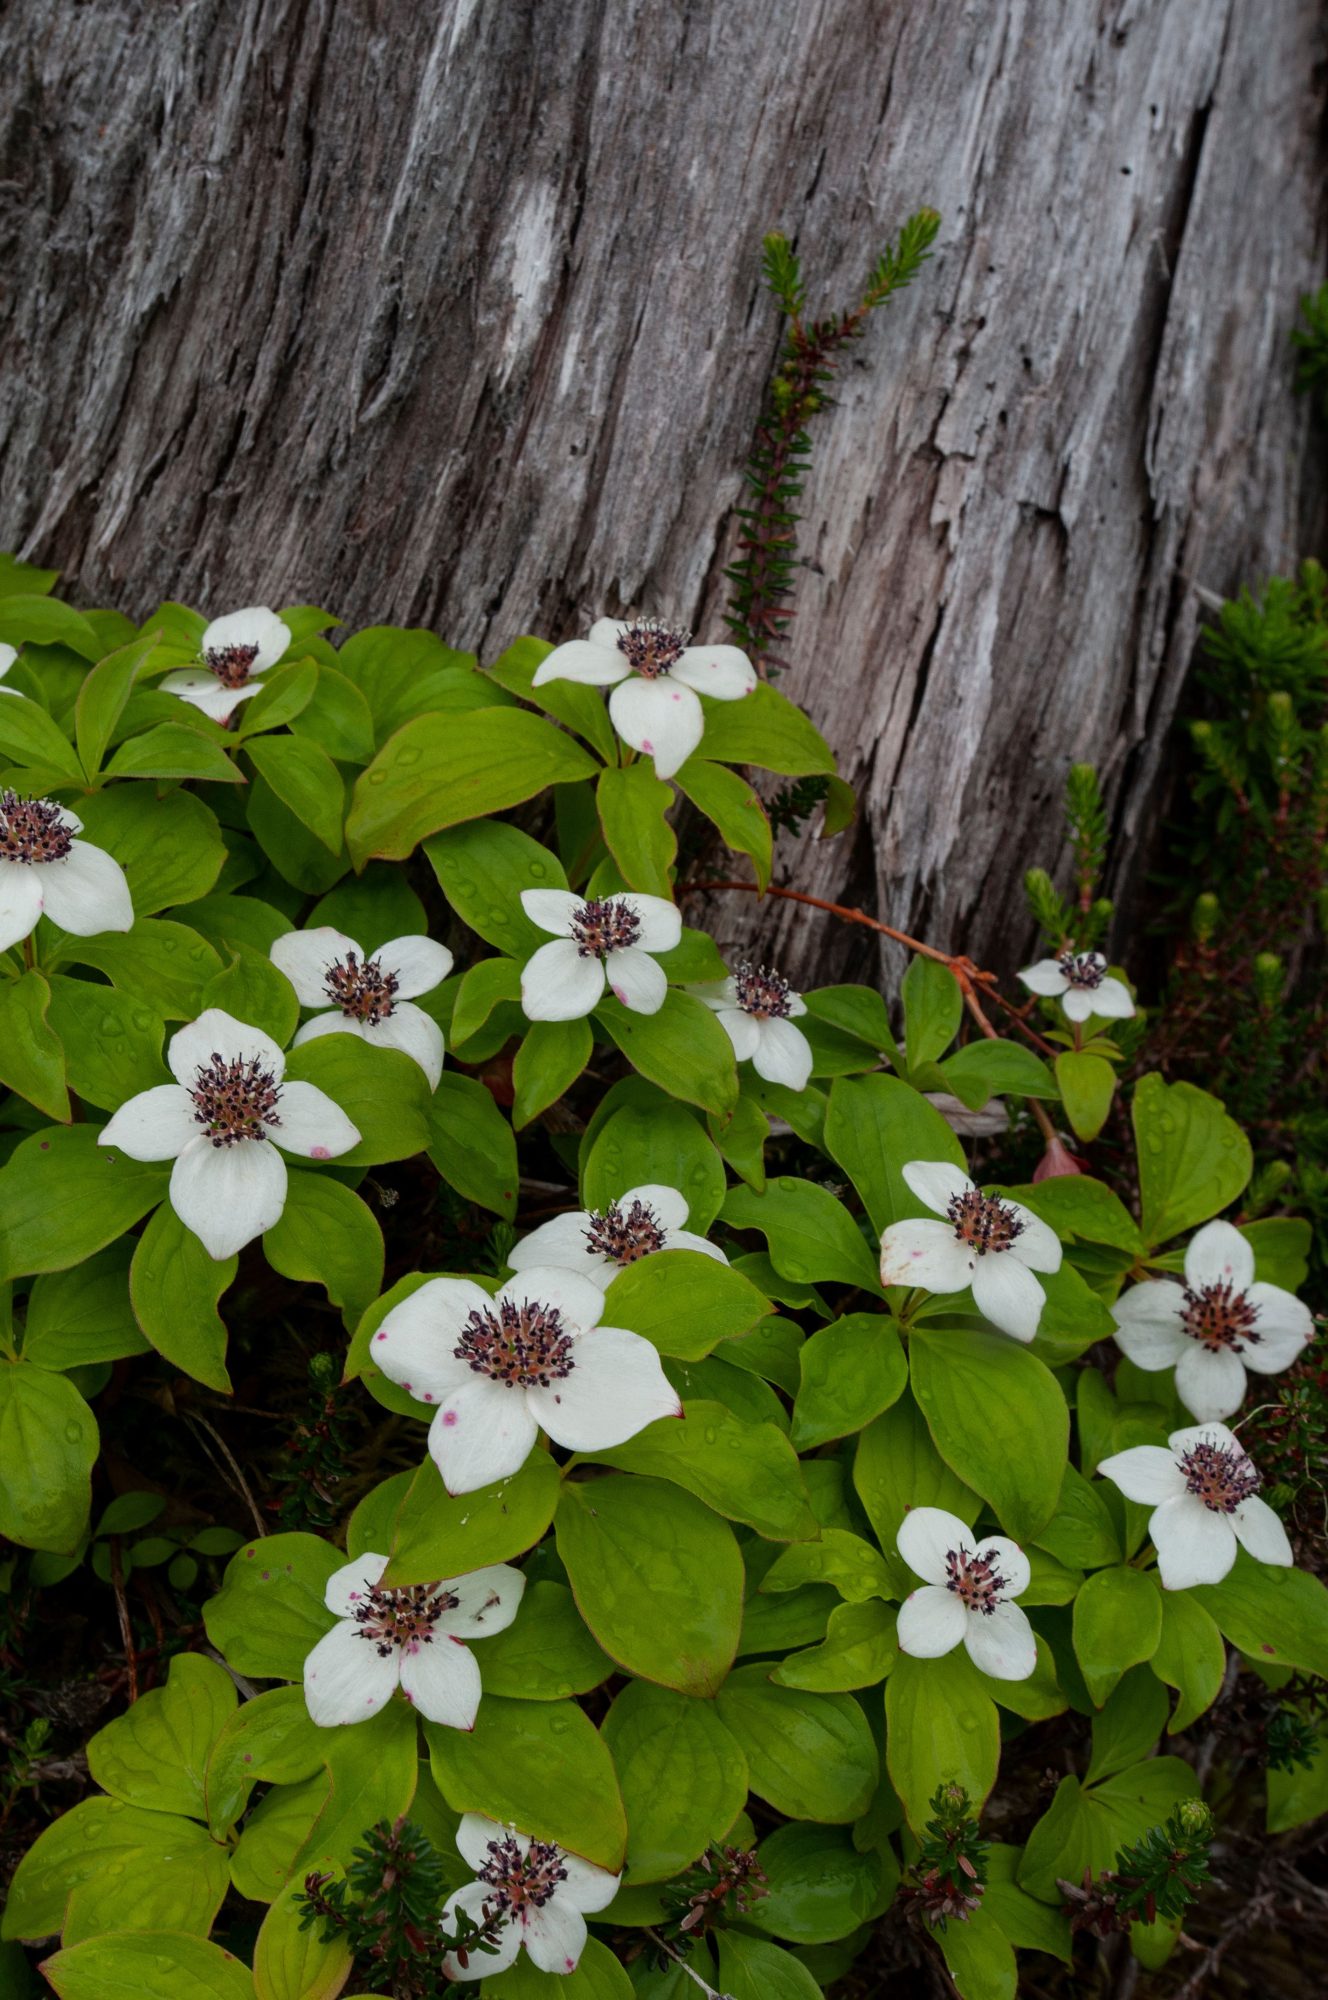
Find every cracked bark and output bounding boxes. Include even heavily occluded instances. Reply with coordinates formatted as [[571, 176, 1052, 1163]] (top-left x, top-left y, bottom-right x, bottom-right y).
[[1, 0, 1325, 980]]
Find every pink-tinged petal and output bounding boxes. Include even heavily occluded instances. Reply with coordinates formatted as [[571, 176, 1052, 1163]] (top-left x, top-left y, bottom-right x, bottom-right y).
[[168, 1009, 286, 1088], [375, 1279, 491, 1402], [271, 1080, 361, 1159], [442, 1882, 523, 1982], [100, 1085, 198, 1161], [608, 676, 704, 779], [1184, 1219, 1255, 1295], [438, 1563, 527, 1640], [896, 1507, 974, 1587], [1006, 1204, 1063, 1274], [1097, 1445, 1184, 1505], [430, 1379, 541, 1493], [270, 926, 357, 1005], [303, 1619, 401, 1727], [398, 1633, 482, 1729], [508, 1211, 609, 1285], [605, 945, 667, 1015], [456, 1813, 514, 1871], [201, 606, 291, 673], [170, 1135, 287, 1259], [498, 1264, 606, 1334], [527, 1325, 681, 1451], [667, 1229, 728, 1264], [751, 1017, 813, 1091], [1060, 986, 1096, 1023], [896, 1584, 966, 1657], [373, 933, 453, 997], [556, 1852, 621, 1914], [159, 672, 256, 724], [1230, 1496, 1294, 1567], [879, 1219, 974, 1293], [532, 638, 628, 687], [1150, 1494, 1237, 1590], [368, 1002, 445, 1089], [714, 1007, 761, 1061], [1111, 1281, 1187, 1368], [971, 1253, 1046, 1343], [522, 1896, 589, 1976], [324, 1551, 389, 1616], [901, 1160, 974, 1216], [963, 1600, 1038, 1681], [292, 1011, 363, 1049], [1017, 960, 1069, 997], [0, 862, 44, 951], [617, 894, 682, 954], [1174, 1342, 1248, 1423], [1093, 976, 1136, 1019], [982, 1537, 1031, 1600], [521, 937, 605, 1021], [671, 644, 757, 701], [519, 889, 583, 937], [1244, 1284, 1315, 1370], [40, 842, 134, 938], [623, 1183, 690, 1232]]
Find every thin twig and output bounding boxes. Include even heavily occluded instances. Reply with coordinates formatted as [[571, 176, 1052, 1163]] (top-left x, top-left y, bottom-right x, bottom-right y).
[[108, 1537, 138, 1703], [643, 1932, 736, 2000], [185, 1412, 266, 1538]]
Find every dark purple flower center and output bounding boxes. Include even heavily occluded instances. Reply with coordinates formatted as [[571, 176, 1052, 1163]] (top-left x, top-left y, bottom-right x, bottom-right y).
[[570, 897, 641, 959], [1181, 1280, 1260, 1354], [204, 642, 260, 689], [734, 961, 793, 1021], [615, 618, 689, 679], [0, 791, 73, 866], [190, 1052, 282, 1146], [477, 1835, 569, 1913], [947, 1189, 1025, 1256], [585, 1198, 666, 1265], [323, 950, 399, 1025], [1179, 1439, 1261, 1513], [945, 1545, 1008, 1615], [1057, 949, 1106, 990], [352, 1581, 458, 1656], [454, 1297, 576, 1389]]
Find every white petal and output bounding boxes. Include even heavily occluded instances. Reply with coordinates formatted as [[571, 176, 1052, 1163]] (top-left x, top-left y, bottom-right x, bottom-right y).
[[1184, 1220, 1255, 1295], [168, 1009, 286, 1088], [159, 672, 257, 724], [1092, 977, 1136, 1019], [438, 1564, 527, 1640], [897, 1507, 974, 1587], [901, 1161, 974, 1216], [879, 1218, 974, 1293], [442, 1883, 523, 1982], [963, 1600, 1038, 1681], [376, 934, 454, 997], [1097, 1445, 1185, 1504], [1167, 1422, 1241, 1457], [691, 978, 738, 1011], [270, 926, 356, 1005], [1017, 960, 1069, 997], [604, 946, 667, 1015], [201, 606, 291, 673], [671, 644, 757, 701], [39, 842, 134, 937], [430, 1379, 541, 1494], [373, 1279, 492, 1403], [586, 618, 631, 650], [398, 1634, 482, 1729], [508, 1212, 608, 1284], [1111, 1281, 1188, 1368], [715, 1007, 762, 1060], [1061, 987, 1095, 1023], [617, 894, 682, 954], [1151, 1495, 1237, 1590], [99, 1085, 198, 1161], [519, 890, 582, 937], [369, 1003, 445, 1089], [271, 1080, 361, 1160], [1244, 1284, 1315, 1370], [526, 1325, 681, 1450], [497, 1265, 606, 1334], [971, 1254, 1046, 1342], [522, 1897, 589, 1976], [608, 676, 704, 779], [170, 1136, 288, 1260], [324, 1551, 390, 1616], [1007, 1204, 1063, 1273], [982, 1536, 1032, 1600], [521, 938, 605, 1020], [292, 1011, 362, 1048], [556, 1853, 621, 1914], [896, 1584, 966, 1658], [624, 1184, 691, 1232], [668, 1229, 728, 1263], [303, 1620, 401, 1727], [0, 862, 43, 951], [456, 1814, 509, 1871], [0, 643, 15, 678], [1174, 1342, 1248, 1423], [1230, 1496, 1294, 1567], [751, 1017, 814, 1091], [532, 638, 628, 688]]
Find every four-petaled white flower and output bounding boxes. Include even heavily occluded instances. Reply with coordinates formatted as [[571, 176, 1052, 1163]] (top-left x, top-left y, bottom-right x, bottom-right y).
[[1111, 1219, 1313, 1422], [509, 1182, 728, 1291], [532, 617, 756, 780], [0, 792, 134, 953], [1018, 949, 1134, 1023], [519, 889, 680, 1021], [303, 1550, 524, 1730], [691, 961, 813, 1091], [372, 1265, 680, 1494], [270, 925, 453, 1089], [878, 1162, 1063, 1343], [1097, 1422, 1292, 1590], [0, 643, 20, 696], [159, 606, 291, 725], [441, 1814, 620, 1982], [99, 1008, 361, 1260], [896, 1506, 1037, 1681]]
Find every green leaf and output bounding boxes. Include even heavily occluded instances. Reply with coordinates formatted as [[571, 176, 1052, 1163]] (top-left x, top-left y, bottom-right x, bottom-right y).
[[40, 1933, 252, 2000], [823, 1074, 966, 1234], [0, 555, 58, 598], [0, 697, 86, 785], [1132, 1073, 1252, 1249], [1009, 1176, 1143, 1253], [485, 636, 615, 759], [937, 1039, 1059, 1108], [203, 1531, 343, 1680], [203, 1686, 326, 1835], [1085, 1667, 1170, 1782], [760, 1529, 892, 1603], [249, 772, 348, 892], [936, 1905, 1018, 2000], [295, 661, 376, 762], [0, 1125, 167, 1281], [235, 658, 320, 738], [804, 985, 901, 1067], [472, 1580, 613, 1699], [177, 893, 291, 956], [1031, 1465, 1122, 1571], [1055, 1050, 1116, 1142], [1150, 1590, 1227, 1731], [284, 1034, 431, 1166], [308, 863, 428, 953], [1193, 1548, 1328, 1675], [1018, 1758, 1198, 1903], [582, 1400, 817, 1540], [129, 1202, 235, 1392], [599, 1252, 770, 1359], [596, 764, 676, 894], [253, 1878, 354, 2000], [717, 1934, 823, 2000], [263, 1171, 384, 1323], [2, 1798, 228, 1945], [0, 1361, 97, 1553], [770, 1599, 899, 1691], [427, 1073, 518, 1219], [0, 594, 101, 659], [245, 733, 346, 853], [601, 1679, 749, 1882], [59, 919, 223, 1022], [483, 1937, 632, 1999], [1072, 1565, 1163, 1706], [44, 976, 167, 1111], [425, 821, 568, 955], [885, 1648, 1001, 1832], [910, 1327, 1068, 1541], [902, 956, 962, 1069], [694, 683, 835, 775], [72, 786, 225, 914], [599, 990, 738, 1116], [0, 971, 69, 1119], [426, 1695, 627, 1871], [715, 1666, 878, 1822], [720, 1176, 881, 1291], [104, 722, 242, 784], [1267, 1726, 1328, 1833], [74, 632, 161, 778], [451, 957, 523, 1044], [750, 1821, 896, 1944], [347, 707, 596, 865], [556, 1475, 743, 1696], [791, 1313, 906, 1449], [1029, 1259, 1117, 1365], [853, 1393, 978, 1595], [23, 1246, 147, 1367], [197, 943, 299, 1046], [581, 1098, 726, 1234], [336, 626, 490, 741], [288, 1700, 420, 1879], [1240, 1216, 1312, 1291], [88, 1654, 237, 1818], [381, 1452, 561, 1587], [673, 759, 773, 891], [513, 1017, 593, 1128]]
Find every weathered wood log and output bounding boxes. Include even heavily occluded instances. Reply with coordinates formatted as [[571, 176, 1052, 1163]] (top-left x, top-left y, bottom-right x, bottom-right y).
[[1, 0, 1324, 981]]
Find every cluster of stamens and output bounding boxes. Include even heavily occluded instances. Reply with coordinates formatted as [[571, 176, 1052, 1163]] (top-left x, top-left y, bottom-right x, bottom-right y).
[[944, 1545, 1008, 1615], [584, 1198, 666, 1265], [189, 1052, 282, 1146], [569, 897, 641, 959], [323, 951, 399, 1025], [454, 1297, 576, 1389], [203, 641, 260, 688], [734, 961, 793, 1020], [1057, 949, 1106, 990], [352, 1581, 457, 1656], [1180, 1280, 1260, 1354], [477, 1835, 569, 1914], [0, 791, 73, 866], [947, 1189, 1025, 1257], [615, 618, 689, 678], [1179, 1439, 1261, 1513]]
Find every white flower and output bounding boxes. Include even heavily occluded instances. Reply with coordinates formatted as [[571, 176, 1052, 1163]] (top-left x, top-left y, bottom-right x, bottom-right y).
[[159, 606, 291, 724], [1018, 949, 1134, 1023], [519, 889, 680, 1021], [895, 1505, 1037, 1681], [1111, 1219, 1313, 1422], [99, 1007, 361, 1260], [691, 961, 813, 1091], [878, 1161, 1063, 1343], [1097, 1422, 1292, 1590], [0, 792, 134, 953], [372, 1265, 680, 1495], [441, 1814, 620, 1982], [0, 643, 20, 696], [270, 925, 453, 1088], [531, 617, 756, 780], [303, 1551, 524, 1730], [509, 1183, 728, 1291]]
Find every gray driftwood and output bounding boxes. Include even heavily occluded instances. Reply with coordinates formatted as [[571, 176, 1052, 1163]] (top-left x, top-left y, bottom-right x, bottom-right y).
[[1, 0, 1325, 979]]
